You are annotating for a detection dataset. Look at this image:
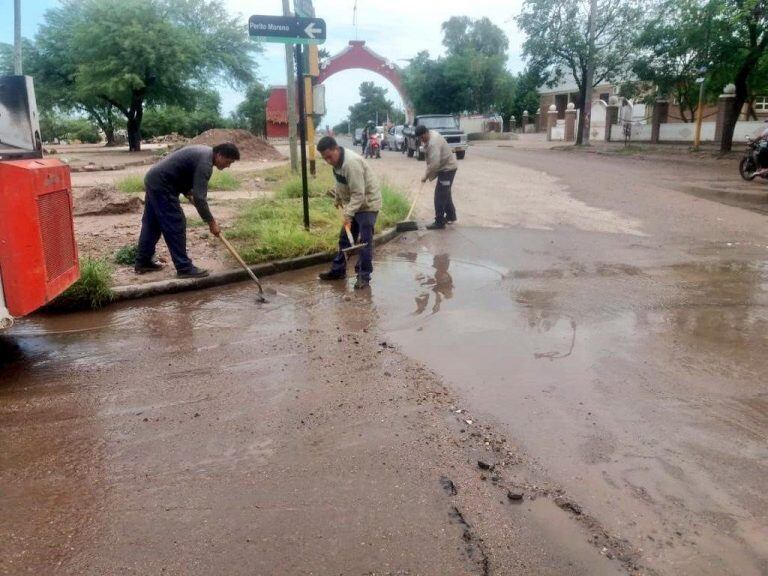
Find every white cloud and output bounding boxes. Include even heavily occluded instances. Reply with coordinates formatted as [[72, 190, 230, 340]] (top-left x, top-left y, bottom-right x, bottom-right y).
[[222, 0, 527, 126]]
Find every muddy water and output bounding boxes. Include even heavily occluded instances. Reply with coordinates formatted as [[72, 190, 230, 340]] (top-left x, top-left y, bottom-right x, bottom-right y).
[[2, 225, 767, 575], [370, 229, 768, 576]]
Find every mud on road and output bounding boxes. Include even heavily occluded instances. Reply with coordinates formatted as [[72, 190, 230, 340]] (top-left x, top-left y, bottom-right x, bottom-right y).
[[2, 140, 768, 575]]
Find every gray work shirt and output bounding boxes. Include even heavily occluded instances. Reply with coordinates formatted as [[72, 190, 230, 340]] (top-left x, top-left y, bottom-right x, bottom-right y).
[[144, 145, 215, 223]]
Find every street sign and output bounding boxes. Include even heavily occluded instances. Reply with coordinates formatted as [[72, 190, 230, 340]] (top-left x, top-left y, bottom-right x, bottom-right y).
[[248, 15, 326, 45], [294, 0, 315, 18]]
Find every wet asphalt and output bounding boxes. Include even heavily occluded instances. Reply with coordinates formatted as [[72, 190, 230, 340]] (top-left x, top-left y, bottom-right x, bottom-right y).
[[2, 142, 767, 575]]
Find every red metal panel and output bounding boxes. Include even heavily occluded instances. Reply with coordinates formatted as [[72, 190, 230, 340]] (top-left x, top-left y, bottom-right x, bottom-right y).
[[0, 158, 79, 317]]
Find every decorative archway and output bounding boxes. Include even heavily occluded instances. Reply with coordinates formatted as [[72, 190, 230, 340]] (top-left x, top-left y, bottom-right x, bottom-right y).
[[317, 41, 414, 124]]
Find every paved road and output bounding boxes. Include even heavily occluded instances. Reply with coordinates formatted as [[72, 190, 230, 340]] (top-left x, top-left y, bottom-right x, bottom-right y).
[[2, 140, 767, 575]]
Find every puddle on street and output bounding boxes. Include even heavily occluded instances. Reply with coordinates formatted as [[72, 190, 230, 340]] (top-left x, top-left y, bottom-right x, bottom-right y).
[[2, 229, 768, 574]]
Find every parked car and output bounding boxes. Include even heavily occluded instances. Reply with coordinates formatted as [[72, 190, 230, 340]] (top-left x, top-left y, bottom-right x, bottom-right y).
[[353, 128, 364, 145], [383, 125, 405, 151], [403, 115, 467, 160]]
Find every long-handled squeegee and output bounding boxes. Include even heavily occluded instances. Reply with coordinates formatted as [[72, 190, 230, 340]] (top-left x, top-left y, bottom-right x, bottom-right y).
[[218, 233, 268, 303]]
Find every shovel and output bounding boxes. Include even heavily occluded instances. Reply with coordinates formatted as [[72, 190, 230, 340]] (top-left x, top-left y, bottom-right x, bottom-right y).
[[218, 232, 268, 303], [396, 180, 426, 232]]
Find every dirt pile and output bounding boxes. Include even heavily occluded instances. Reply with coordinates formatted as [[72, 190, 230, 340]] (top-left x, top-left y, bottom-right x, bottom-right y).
[[74, 185, 143, 216], [146, 133, 187, 145], [188, 129, 285, 161]]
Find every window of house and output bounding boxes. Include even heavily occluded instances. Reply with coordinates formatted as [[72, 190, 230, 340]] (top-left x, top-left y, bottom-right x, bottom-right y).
[[755, 96, 768, 112], [599, 92, 610, 103]]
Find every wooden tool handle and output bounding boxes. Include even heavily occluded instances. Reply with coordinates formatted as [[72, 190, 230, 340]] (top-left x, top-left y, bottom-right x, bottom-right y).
[[219, 233, 263, 291], [405, 180, 425, 221]]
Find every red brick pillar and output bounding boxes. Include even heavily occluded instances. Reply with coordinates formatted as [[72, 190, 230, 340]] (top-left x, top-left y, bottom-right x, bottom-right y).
[[565, 103, 577, 141], [714, 84, 737, 145], [546, 105, 558, 141], [651, 100, 669, 144]]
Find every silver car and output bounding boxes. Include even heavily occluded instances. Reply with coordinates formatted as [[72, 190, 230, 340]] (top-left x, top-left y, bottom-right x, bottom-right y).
[[383, 125, 405, 151]]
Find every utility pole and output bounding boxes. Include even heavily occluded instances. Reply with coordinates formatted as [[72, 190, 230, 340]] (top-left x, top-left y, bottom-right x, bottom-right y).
[[282, 0, 299, 172], [693, 70, 706, 150], [14, 0, 22, 74], [576, 0, 597, 145]]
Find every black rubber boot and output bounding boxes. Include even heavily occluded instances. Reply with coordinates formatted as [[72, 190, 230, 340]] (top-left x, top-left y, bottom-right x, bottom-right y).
[[177, 267, 210, 279], [426, 221, 446, 230], [319, 271, 346, 281], [134, 261, 164, 274]]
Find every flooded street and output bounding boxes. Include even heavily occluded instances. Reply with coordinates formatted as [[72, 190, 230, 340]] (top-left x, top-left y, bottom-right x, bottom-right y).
[[2, 144, 768, 575]]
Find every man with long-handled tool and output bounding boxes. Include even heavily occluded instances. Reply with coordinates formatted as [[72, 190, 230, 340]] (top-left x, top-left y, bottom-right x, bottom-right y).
[[135, 142, 241, 278], [316, 136, 381, 290], [416, 124, 458, 230]]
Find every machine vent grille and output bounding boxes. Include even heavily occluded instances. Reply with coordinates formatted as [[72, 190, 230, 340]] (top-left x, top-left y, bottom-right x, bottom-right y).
[[37, 190, 77, 281]]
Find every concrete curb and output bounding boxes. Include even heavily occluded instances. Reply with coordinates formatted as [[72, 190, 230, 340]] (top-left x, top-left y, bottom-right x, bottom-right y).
[[111, 226, 402, 303]]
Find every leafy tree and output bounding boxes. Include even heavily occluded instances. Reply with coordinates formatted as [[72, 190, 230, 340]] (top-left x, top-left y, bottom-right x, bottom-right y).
[[33, 0, 259, 152], [142, 90, 224, 139], [39, 112, 101, 143], [404, 17, 512, 117], [332, 120, 350, 135], [510, 66, 546, 129], [632, 0, 712, 122], [706, 0, 768, 151], [518, 0, 642, 142], [348, 82, 403, 129], [232, 82, 268, 136]]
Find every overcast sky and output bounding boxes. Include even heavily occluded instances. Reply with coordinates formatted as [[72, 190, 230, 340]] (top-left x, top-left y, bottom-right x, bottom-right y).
[[0, 0, 528, 127]]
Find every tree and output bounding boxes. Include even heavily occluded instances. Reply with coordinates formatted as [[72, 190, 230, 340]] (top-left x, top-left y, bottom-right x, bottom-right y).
[[142, 89, 225, 138], [518, 0, 642, 142], [632, 0, 717, 122], [332, 120, 350, 135], [348, 82, 403, 129], [33, 0, 259, 152], [404, 17, 512, 117], [232, 82, 269, 136], [708, 0, 768, 152]]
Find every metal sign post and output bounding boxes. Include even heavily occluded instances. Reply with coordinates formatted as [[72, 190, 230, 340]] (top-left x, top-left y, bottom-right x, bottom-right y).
[[295, 45, 311, 230], [249, 12, 326, 230]]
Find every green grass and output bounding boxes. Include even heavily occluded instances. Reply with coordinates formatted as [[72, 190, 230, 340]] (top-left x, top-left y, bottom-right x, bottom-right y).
[[228, 183, 410, 265], [56, 257, 114, 310], [187, 217, 207, 228], [115, 170, 240, 195], [114, 244, 137, 265], [278, 166, 336, 199], [116, 174, 145, 194], [209, 170, 240, 191]]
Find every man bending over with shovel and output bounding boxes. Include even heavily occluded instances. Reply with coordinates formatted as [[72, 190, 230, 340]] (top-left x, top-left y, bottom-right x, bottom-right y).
[[135, 142, 240, 278], [317, 136, 381, 290]]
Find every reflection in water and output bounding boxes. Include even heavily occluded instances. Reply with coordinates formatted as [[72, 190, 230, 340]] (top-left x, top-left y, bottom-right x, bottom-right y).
[[414, 254, 454, 315]]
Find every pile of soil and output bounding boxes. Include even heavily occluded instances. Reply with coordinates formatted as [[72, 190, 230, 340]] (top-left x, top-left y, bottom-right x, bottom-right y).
[[145, 133, 188, 145], [188, 129, 285, 161], [74, 185, 143, 216]]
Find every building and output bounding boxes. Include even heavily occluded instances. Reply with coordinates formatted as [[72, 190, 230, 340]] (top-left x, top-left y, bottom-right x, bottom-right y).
[[266, 87, 289, 139]]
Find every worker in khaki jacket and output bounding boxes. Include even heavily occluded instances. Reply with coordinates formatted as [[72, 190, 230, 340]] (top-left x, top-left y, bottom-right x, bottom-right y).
[[417, 124, 459, 230], [317, 136, 382, 289]]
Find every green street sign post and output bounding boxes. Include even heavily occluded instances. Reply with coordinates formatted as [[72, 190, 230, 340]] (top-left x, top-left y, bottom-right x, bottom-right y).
[[248, 15, 326, 45], [248, 12, 326, 229]]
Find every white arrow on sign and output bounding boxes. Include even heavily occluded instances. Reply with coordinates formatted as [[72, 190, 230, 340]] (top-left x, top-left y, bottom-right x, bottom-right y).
[[304, 22, 323, 39]]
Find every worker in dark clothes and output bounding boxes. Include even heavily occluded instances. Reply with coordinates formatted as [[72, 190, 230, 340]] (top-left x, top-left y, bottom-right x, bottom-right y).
[[417, 124, 458, 230], [316, 136, 381, 290], [135, 143, 240, 278]]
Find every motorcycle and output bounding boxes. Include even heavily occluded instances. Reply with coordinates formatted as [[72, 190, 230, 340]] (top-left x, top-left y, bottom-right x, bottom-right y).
[[739, 137, 768, 181], [365, 134, 381, 159]]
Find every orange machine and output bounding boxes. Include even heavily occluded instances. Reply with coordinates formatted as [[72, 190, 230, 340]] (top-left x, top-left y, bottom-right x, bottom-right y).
[[0, 159, 79, 317], [0, 75, 79, 327]]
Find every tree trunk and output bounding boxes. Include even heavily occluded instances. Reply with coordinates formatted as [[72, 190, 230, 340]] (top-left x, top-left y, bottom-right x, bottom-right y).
[[104, 126, 116, 147], [127, 94, 144, 152], [575, 77, 588, 145], [721, 40, 767, 153], [127, 117, 141, 152]]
